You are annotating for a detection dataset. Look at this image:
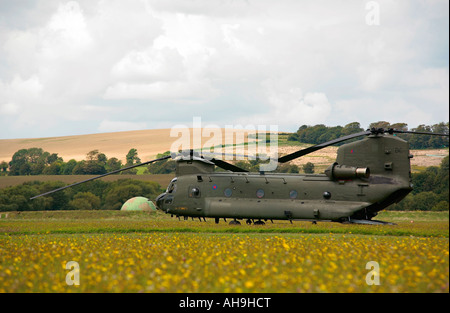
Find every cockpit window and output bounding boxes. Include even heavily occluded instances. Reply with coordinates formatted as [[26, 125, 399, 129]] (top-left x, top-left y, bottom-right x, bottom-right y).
[[168, 183, 176, 193], [167, 178, 177, 193]]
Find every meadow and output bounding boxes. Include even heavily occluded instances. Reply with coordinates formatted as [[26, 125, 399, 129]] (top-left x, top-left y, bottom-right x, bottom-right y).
[[0, 210, 448, 293]]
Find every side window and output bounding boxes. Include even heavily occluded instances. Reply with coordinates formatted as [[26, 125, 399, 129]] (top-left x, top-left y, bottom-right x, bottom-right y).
[[289, 190, 298, 199], [224, 188, 232, 197], [256, 189, 265, 199], [189, 186, 201, 198]]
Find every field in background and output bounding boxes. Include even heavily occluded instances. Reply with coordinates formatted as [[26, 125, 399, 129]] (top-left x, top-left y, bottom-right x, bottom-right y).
[[1, 129, 448, 171], [1, 210, 448, 292], [0, 128, 259, 164]]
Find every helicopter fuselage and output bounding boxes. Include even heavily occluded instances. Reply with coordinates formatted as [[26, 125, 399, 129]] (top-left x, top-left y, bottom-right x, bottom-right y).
[[156, 134, 414, 223], [155, 171, 412, 223]]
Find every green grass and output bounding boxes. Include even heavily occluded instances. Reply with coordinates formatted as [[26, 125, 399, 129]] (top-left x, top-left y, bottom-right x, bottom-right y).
[[1, 210, 448, 238]]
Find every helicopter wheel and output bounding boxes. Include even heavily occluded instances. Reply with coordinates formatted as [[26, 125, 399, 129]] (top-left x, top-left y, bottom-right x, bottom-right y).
[[246, 219, 252, 225], [229, 219, 241, 225], [254, 220, 265, 225]]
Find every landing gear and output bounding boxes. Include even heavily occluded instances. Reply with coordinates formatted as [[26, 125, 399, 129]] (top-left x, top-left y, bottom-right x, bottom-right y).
[[254, 220, 265, 225], [229, 219, 241, 225]]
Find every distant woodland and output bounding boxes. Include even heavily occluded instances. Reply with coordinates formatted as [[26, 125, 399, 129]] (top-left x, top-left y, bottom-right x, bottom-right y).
[[288, 121, 449, 149]]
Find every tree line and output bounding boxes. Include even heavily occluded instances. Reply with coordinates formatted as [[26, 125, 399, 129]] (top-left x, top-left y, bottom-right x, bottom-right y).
[[0, 178, 162, 212], [288, 121, 449, 149], [1, 148, 142, 176], [390, 156, 448, 211]]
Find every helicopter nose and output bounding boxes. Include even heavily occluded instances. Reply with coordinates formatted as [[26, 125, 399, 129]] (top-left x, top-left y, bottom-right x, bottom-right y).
[[155, 193, 166, 210]]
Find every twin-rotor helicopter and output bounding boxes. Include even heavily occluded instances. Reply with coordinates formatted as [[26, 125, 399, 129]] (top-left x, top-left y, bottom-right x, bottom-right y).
[[32, 127, 448, 225]]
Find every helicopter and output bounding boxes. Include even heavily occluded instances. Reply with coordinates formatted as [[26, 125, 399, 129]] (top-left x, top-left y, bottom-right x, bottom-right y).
[[31, 127, 448, 225]]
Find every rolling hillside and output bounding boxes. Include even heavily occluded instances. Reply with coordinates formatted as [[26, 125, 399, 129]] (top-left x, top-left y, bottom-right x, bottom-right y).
[[0, 128, 447, 170], [0, 128, 257, 164]]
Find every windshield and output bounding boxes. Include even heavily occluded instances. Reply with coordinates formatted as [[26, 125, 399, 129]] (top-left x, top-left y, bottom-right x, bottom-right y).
[[166, 178, 178, 193]]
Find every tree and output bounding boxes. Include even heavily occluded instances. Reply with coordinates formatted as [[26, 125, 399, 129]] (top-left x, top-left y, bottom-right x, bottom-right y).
[[104, 184, 143, 210], [303, 162, 315, 174], [342, 122, 364, 135], [146, 159, 176, 174], [126, 149, 141, 166], [388, 155, 449, 211], [9, 148, 41, 175], [8, 148, 63, 176], [277, 163, 299, 173], [71, 150, 108, 175], [369, 121, 391, 130], [68, 192, 100, 210], [106, 157, 122, 173], [103, 179, 162, 210], [38, 181, 70, 210], [62, 159, 78, 175], [0, 161, 9, 175], [293, 122, 363, 146], [42, 161, 63, 175]]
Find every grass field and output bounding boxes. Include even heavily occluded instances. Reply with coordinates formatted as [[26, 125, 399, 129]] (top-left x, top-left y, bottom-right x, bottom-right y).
[[0, 210, 448, 293]]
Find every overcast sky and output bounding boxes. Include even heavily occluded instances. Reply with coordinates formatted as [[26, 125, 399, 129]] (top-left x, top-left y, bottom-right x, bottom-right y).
[[0, 0, 448, 139]]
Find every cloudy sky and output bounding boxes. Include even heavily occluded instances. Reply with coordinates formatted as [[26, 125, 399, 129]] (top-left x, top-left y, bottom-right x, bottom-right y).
[[0, 0, 448, 139]]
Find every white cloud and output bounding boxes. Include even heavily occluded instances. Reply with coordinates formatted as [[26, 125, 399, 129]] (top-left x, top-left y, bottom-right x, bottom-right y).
[[110, 46, 185, 83], [0, 103, 19, 115], [0, 0, 448, 138], [103, 80, 219, 102], [0, 75, 43, 116], [98, 120, 148, 133], [40, 1, 92, 59], [237, 80, 332, 128]]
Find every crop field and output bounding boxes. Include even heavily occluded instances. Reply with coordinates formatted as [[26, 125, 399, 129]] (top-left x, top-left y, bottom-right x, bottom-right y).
[[0, 211, 448, 293]]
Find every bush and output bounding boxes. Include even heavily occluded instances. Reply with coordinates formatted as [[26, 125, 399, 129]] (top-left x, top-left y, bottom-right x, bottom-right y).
[[431, 201, 449, 212], [69, 192, 101, 210], [303, 162, 315, 174]]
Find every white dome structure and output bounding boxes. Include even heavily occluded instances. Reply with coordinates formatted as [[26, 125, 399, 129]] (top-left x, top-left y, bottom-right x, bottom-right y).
[[120, 197, 157, 211]]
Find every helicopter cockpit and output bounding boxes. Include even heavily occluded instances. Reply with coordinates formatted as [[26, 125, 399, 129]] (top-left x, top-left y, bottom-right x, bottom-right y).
[[166, 178, 177, 193]]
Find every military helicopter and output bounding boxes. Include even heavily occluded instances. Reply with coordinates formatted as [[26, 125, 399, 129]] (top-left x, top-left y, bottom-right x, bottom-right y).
[[31, 127, 448, 225]]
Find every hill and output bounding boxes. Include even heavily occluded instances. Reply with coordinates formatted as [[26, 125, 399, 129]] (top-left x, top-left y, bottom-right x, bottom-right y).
[[0, 128, 257, 164]]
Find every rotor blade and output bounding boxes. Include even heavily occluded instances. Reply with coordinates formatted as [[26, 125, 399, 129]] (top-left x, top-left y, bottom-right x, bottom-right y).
[[30, 155, 171, 200], [210, 158, 249, 172], [175, 149, 250, 172], [389, 129, 449, 136], [201, 151, 257, 160], [277, 130, 372, 163]]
